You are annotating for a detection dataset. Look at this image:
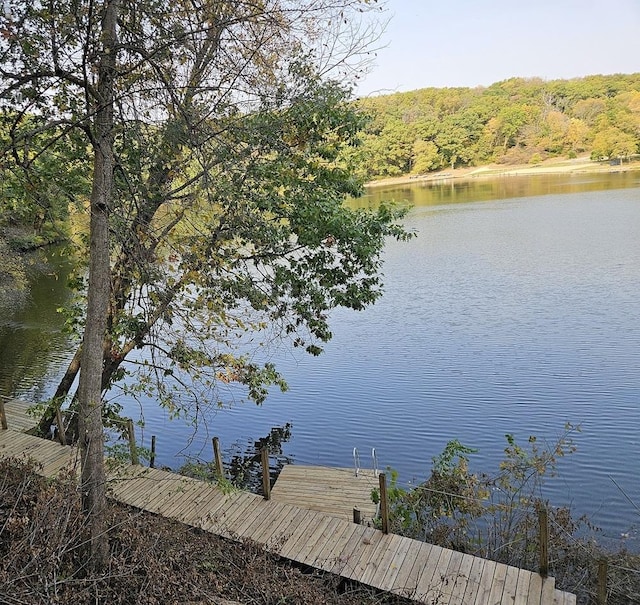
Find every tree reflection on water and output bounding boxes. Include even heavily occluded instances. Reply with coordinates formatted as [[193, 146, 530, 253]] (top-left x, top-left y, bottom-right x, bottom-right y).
[[179, 423, 293, 493]]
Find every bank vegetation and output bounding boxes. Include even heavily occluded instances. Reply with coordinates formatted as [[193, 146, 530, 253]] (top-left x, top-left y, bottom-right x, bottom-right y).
[[346, 73, 640, 179]]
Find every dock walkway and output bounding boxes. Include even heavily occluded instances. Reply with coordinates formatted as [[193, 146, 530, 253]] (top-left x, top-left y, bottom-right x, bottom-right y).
[[0, 404, 576, 605]]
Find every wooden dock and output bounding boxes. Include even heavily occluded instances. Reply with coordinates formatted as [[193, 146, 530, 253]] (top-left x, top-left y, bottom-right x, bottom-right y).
[[271, 465, 379, 522], [0, 409, 576, 605]]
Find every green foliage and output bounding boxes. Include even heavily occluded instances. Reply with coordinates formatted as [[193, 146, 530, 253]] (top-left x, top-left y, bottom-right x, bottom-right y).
[[375, 426, 583, 567], [372, 440, 487, 546], [104, 443, 137, 469], [590, 126, 638, 160], [0, 239, 27, 301], [0, 114, 90, 247], [98, 76, 413, 416], [348, 73, 640, 178], [178, 461, 236, 494], [411, 140, 440, 174], [1, 0, 412, 423]]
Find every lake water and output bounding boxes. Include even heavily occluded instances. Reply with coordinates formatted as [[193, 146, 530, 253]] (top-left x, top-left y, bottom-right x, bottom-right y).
[[2, 171, 640, 547]]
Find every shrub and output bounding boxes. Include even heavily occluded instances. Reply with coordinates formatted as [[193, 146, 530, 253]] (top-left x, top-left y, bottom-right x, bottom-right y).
[[372, 427, 640, 604]]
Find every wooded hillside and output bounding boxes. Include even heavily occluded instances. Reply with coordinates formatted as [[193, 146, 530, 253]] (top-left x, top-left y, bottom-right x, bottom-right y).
[[346, 73, 640, 179]]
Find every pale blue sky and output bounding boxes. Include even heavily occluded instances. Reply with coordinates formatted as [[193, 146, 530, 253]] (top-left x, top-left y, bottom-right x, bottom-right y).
[[356, 0, 640, 95]]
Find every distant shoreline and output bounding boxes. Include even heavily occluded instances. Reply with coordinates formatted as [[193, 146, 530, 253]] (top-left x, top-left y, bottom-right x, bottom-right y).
[[365, 156, 640, 189]]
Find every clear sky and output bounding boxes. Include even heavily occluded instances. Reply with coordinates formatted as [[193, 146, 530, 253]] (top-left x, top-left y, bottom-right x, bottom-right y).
[[356, 0, 640, 96]]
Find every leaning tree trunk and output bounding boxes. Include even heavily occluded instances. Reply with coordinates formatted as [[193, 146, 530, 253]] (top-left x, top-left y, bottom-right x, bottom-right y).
[[36, 348, 81, 437], [76, 0, 118, 570]]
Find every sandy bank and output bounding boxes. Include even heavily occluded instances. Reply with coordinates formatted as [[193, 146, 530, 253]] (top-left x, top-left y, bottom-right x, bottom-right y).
[[365, 156, 640, 188]]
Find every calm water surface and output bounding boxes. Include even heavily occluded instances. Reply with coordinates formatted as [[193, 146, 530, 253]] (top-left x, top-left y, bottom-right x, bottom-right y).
[[0, 250, 74, 400], [2, 172, 640, 546]]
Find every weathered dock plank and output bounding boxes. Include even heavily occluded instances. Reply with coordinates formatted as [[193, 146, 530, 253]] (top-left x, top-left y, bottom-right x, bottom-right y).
[[213, 492, 259, 534], [276, 509, 319, 559], [160, 481, 213, 519], [235, 498, 278, 540], [501, 565, 519, 601], [460, 555, 485, 605], [40, 446, 78, 476], [415, 545, 453, 604], [448, 553, 478, 605], [110, 471, 159, 505], [295, 516, 347, 565], [265, 504, 306, 554], [528, 571, 543, 605], [310, 520, 357, 569], [247, 502, 299, 547], [1, 398, 39, 433], [390, 539, 432, 598], [146, 479, 187, 513], [342, 527, 387, 582], [487, 560, 508, 604], [473, 559, 497, 605], [190, 487, 234, 526], [330, 524, 378, 576], [282, 512, 334, 561], [514, 569, 532, 605], [378, 527, 416, 590], [359, 533, 406, 586], [147, 476, 202, 515]]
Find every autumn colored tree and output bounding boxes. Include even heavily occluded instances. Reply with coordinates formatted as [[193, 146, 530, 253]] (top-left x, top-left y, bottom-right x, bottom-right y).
[[591, 127, 638, 161], [411, 139, 440, 174]]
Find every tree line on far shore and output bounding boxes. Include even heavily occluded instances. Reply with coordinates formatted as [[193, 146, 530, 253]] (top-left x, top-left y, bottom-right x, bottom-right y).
[[344, 73, 640, 179]]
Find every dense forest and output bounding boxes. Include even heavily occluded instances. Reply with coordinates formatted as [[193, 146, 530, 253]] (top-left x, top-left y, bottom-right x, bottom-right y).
[[345, 73, 640, 179]]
